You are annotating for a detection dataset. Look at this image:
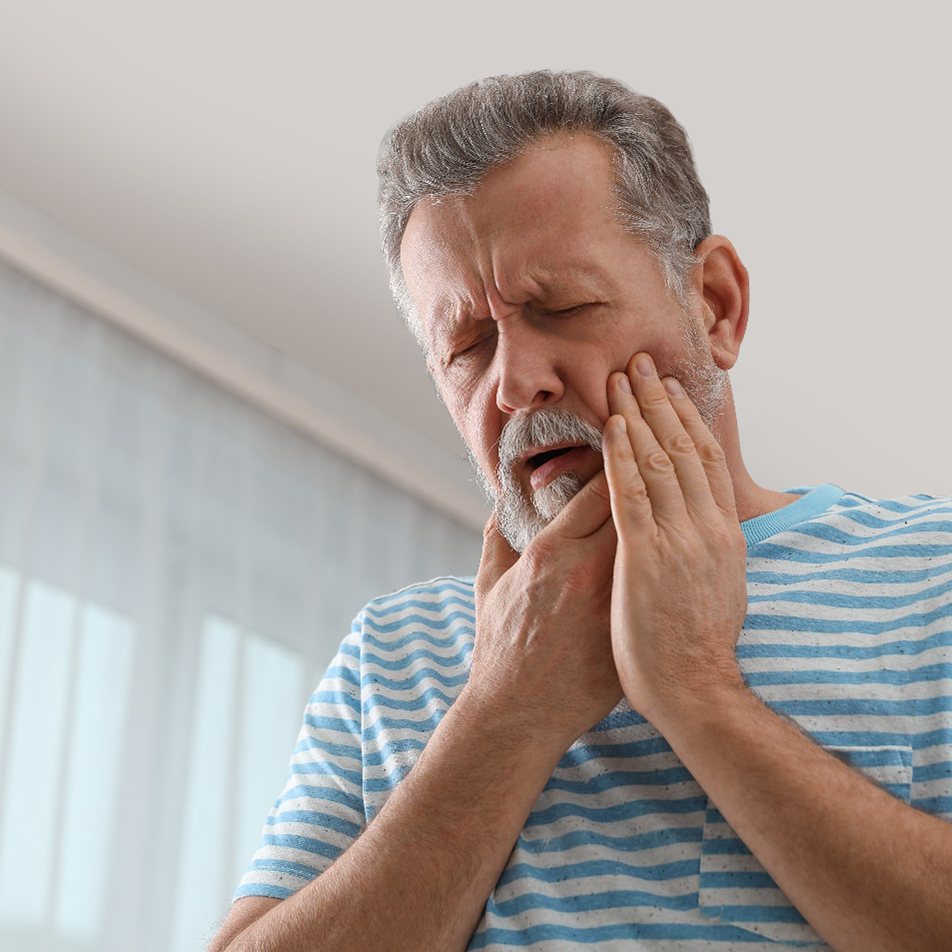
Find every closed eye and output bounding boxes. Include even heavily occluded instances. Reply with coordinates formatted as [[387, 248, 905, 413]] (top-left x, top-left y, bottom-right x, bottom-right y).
[[541, 303, 590, 317], [452, 333, 495, 362], [448, 303, 591, 364]]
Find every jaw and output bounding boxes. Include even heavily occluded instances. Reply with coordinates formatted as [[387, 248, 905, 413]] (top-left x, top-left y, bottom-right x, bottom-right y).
[[494, 451, 605, 552], [531, 470, 589, 522]]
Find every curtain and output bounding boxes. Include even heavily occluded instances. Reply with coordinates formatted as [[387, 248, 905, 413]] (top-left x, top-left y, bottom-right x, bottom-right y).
[[0, 257, 482, 952]]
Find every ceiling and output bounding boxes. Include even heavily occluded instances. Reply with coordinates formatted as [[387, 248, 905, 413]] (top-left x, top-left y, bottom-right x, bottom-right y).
[[1, 1, 950, 509]]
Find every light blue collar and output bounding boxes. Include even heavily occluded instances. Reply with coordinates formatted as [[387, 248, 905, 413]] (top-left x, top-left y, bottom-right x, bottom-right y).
[[741, 483, 845, 547]]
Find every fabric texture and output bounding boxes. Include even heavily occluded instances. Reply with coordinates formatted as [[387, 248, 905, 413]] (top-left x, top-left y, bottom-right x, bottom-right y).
[[234, 483, 952, 950]]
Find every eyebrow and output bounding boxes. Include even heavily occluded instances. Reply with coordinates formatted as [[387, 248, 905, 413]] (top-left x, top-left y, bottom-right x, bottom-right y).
[[531, 269, 606, 301], [432, 264, 609, 335], [430, 302, 475, 340]]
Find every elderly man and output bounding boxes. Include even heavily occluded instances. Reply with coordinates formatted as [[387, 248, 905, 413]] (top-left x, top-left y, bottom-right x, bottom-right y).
[[210, 71, 952, 951]]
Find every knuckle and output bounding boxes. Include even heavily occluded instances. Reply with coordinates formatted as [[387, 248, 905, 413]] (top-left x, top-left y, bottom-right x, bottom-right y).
[[521, 538, 551, 572], [664, 432, 696, 456], [621, 474, 650, 502], [644, 450, 674, 472], [641, 389, 670, 409], [697, 439, 726, 464]]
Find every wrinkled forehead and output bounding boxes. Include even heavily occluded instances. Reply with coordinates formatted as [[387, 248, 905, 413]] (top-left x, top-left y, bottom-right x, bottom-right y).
[[400, 132, 621, 252], [399, 135, 626, 330]]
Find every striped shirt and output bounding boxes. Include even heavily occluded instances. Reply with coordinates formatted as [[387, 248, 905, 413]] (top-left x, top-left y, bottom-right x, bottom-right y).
[[235, 483, 952, 949]]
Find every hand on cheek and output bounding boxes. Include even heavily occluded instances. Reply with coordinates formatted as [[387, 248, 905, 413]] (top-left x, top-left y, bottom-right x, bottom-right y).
[[601, 351, 749, 727]]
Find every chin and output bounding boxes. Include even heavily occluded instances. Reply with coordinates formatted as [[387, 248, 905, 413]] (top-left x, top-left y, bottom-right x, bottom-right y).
[[533, 471, 587, 520], [495, 471, 585, 553]]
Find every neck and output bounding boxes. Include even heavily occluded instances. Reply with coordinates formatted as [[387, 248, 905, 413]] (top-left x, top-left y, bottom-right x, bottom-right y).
[[712, 384, 801, 524]]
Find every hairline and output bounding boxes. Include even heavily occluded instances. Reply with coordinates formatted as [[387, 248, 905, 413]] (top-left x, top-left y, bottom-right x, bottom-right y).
[[394, 128, 696, 356]]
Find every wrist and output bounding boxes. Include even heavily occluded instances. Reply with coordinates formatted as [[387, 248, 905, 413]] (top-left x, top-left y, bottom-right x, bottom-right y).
[[453, 684, 573, 766], [643, 665, 752, 743]]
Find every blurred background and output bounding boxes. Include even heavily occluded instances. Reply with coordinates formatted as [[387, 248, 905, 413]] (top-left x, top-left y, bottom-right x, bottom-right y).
[[0, 2, 948, 950]]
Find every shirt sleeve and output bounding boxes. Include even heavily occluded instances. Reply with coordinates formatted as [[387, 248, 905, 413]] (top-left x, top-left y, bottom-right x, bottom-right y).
[[233, 617, 365, 901]]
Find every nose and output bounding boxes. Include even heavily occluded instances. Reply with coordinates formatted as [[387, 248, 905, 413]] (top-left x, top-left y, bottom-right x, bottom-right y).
[[494, 321, 565, 414]]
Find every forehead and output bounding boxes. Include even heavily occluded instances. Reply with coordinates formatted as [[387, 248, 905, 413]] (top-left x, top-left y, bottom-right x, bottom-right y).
[[399, 133, 626, 323]]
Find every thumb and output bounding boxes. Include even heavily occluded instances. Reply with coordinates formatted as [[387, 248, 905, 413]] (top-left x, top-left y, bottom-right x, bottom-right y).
[[474, 511, 518, 608], [540, 467, 613, 543]]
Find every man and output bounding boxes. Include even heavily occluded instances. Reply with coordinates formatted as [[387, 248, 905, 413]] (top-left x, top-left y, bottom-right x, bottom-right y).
[[209, 71, 952, 951]]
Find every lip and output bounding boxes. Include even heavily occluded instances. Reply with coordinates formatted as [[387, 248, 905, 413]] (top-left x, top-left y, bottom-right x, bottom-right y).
[[528, 445, 593, 490], [519, 440, 588, 466]]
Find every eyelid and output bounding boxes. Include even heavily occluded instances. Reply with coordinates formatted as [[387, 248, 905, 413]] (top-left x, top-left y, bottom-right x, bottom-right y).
[[540, 302, 588, 316], [451, 327, 496, 362]]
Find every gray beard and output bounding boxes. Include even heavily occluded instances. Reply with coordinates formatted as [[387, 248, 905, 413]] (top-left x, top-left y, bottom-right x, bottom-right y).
[[470, 408, 604, 553], [467, 315, 730, 552]]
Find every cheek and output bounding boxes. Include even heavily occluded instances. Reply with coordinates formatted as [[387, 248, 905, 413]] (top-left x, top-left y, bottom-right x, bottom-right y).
[[441, 378, 499, 465], [586, 372, 613, 424], [566, 349, 617, 424], [470, 390, 503, 460]]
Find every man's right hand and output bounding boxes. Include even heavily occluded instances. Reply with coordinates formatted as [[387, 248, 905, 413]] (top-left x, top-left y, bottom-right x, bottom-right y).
[[466, 467, 623, 752], [213, 486, 618, 952], [213, 468, 624, 952]]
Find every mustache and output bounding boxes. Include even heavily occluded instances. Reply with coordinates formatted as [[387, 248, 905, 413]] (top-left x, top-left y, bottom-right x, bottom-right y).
[[497, 407, 604, 482]]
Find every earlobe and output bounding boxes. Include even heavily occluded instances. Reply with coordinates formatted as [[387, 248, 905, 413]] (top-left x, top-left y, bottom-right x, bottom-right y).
[[711, 344, 739, 372]]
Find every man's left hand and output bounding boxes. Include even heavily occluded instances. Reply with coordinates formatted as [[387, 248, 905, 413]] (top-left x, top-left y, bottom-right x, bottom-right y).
[[602, 351, 749, 727]]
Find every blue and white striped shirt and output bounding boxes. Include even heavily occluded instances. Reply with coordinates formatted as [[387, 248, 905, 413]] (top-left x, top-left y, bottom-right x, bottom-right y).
[[235, 483, 952, 949]]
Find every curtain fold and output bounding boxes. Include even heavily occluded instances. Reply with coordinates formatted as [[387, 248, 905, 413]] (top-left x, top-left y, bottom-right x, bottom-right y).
[[0, 258, 481, 952]]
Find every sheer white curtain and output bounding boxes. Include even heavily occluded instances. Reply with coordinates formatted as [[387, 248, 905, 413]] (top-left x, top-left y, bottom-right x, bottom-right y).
[[0, 258, 482, 952]]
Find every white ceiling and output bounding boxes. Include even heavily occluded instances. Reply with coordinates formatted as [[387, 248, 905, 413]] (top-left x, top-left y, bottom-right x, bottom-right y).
[[1, 1, 950, 506]]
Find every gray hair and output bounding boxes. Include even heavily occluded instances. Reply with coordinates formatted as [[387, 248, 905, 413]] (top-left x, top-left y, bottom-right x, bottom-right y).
[[376, 69, 712, 344]]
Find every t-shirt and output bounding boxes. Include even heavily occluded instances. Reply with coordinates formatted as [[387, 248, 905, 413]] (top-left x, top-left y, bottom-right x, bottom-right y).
[[234, 484, 952, 950]]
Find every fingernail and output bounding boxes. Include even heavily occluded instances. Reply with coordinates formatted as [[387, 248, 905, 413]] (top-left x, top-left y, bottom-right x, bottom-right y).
[[618, 373, 632, 394], [636, 354, 654, 377], [663, 377, 684, 398]]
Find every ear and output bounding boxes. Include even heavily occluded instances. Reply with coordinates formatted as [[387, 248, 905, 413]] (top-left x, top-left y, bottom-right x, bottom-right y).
[[687, 235, 749, 371]]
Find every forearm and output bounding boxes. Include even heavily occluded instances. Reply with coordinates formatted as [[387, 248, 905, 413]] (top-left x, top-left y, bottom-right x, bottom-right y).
[[656, 682, 952, 952], [227, 689, 565, 952]]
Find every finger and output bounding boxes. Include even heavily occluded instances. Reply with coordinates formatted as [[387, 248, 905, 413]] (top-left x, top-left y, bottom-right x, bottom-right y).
[[606, 357, 687, 525], [619, 353, 718, 524], [601, 414, 654, 540], [658, 374, 738, 520], [474, 511, 518, 607], [539, 465, 614, 543]]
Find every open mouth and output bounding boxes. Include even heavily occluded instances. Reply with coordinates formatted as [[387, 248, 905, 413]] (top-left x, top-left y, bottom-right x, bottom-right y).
[[526, 446, 579, 471]]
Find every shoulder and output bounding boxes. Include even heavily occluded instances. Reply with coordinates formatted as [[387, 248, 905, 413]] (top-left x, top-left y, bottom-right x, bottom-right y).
[[363, 574, 476, 609], [834, 488, 952, 517], [829, 489, 952, 531], [809, 491, 952, 585], [348, 575, 477, 647]]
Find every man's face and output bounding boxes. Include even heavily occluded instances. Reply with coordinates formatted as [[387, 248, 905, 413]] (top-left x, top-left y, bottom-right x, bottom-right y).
[[399, 133, 729, 551]]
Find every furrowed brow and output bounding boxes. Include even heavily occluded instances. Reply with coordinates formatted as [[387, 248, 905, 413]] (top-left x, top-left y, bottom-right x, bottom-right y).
[[529, 264, 606, 298], [426, 301, 481, 353]]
